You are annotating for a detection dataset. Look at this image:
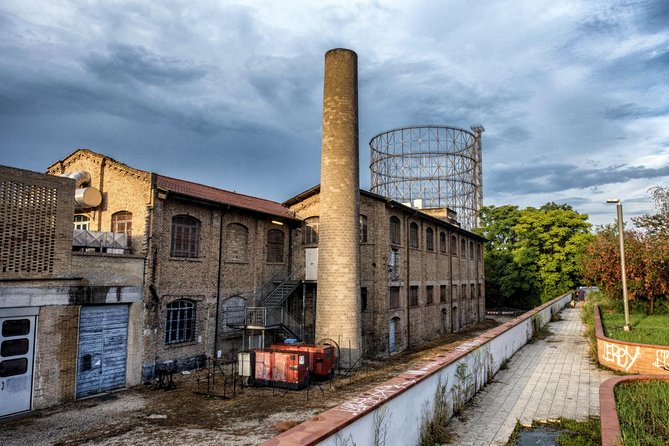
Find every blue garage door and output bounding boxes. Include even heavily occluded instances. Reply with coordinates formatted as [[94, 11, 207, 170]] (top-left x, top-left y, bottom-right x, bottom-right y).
[[76, 305, 128, 398]]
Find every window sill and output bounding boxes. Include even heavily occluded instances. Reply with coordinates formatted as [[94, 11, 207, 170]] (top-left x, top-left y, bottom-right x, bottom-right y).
[[164, 340, 198, 348], [168, 257, 203, 262]]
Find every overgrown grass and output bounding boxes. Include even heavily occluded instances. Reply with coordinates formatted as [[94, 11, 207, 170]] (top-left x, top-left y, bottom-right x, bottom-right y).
[[505, 418, 601, 446], [600, 312, 669, 346], [615, 380, 669, 445], [580, 292, 669, 346]]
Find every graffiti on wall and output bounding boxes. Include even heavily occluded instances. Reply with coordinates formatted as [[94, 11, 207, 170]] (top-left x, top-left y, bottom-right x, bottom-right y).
[[334, 381, 416, 415], [652, 350, 669, 371], [602, 342, 640, 372]]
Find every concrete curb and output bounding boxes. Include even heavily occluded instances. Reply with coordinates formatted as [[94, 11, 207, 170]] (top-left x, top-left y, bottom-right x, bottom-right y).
[[599, 375, 669, 446]]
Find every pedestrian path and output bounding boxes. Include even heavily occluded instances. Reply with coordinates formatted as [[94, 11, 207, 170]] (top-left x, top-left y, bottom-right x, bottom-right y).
[[448, 307, 614, 445]]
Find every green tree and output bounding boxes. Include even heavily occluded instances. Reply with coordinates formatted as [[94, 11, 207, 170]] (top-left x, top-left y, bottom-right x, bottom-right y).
[[476, 203, 592, 309]]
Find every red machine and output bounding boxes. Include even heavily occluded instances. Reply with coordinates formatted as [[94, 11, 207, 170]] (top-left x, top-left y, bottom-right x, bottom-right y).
[[270, 343, 336, 380], [238, 342, 337, 390]]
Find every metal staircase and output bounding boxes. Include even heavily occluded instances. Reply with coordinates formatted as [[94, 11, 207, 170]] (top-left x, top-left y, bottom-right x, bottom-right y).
[[233, 266, 313, 343]]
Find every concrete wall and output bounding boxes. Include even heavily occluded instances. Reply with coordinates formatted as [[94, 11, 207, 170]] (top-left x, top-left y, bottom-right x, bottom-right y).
[[594, 304, 669, 375], [261, 292, 572, 446]]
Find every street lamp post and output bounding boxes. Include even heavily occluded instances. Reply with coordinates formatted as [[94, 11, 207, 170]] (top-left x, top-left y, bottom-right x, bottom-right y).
[[606, 199, 631, 332]]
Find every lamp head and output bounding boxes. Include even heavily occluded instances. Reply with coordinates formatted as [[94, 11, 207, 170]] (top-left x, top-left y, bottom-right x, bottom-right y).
[[606, 199, 620, 204]]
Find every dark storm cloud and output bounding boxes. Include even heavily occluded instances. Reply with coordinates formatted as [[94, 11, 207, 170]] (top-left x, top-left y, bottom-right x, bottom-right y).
[[490, 163, 669, 194], [638, 0, 669, 32], [602, 103, 660, 120], [85, 45, 207, 86]]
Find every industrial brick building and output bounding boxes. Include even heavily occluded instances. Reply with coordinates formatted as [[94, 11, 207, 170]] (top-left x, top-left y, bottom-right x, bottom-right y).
[[46, 149, 300, 380], [285, 186, 485, 358], [1, 48, 484, 416]]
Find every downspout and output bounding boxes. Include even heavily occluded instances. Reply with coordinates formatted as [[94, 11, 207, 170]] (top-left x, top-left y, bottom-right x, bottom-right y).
[[213, 205, 229, 359], [97, 157, 107, 231], [450, 231, 454, 333], [406, 214, 411, 349]]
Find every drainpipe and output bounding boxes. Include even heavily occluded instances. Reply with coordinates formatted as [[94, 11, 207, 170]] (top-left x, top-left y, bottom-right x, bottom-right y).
[[406, 214, 411, 349], [449, 231, 454, 333], [213, 205, 229, 359]]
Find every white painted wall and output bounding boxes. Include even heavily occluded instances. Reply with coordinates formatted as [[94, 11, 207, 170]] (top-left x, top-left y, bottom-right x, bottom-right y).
[[316, 293, 572, 446]]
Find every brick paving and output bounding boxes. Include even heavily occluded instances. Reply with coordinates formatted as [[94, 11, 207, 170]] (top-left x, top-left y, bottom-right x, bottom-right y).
[[448, 307, 614, 445]]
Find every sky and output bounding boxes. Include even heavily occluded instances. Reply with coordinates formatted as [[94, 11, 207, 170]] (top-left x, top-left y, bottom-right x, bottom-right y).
[[1, 0, 668, 227]]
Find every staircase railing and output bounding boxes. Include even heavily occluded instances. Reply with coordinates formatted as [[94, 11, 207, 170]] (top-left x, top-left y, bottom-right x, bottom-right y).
[[260, 265, 304, 307], [243, 307, 313, 342]]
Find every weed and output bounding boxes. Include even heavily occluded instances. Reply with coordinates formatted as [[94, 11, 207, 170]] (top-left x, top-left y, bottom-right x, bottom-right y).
[[418, 378, 451, 446], [372, 406, 391, 446], [615, 380, 669, 445]]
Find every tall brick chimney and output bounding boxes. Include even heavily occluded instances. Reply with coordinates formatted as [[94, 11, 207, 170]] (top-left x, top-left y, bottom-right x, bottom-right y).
[[316, 48, 361, 368]]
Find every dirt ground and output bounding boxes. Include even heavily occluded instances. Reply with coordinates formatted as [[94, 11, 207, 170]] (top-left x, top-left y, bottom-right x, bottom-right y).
[[0, 319, 502, 446]]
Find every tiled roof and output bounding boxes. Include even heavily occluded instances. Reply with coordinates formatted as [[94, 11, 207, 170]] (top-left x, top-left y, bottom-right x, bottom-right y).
[[156, 175, 296, 221]]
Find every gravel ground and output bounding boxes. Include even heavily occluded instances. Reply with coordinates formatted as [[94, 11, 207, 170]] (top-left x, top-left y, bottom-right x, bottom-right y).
[[0, 319, 503, 446]]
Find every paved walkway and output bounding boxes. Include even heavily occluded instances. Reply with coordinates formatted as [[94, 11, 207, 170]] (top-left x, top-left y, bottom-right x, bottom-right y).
[[448, 307, 614, 445]]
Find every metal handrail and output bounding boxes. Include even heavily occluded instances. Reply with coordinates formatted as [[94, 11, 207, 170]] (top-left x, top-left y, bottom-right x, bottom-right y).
[[260, 264, 304, 307]]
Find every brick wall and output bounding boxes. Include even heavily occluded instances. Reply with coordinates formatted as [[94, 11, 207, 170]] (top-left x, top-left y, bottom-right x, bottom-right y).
[[32, 305, 79, 409], [289, 190, 485, 357], [0, 165, 74, 278]]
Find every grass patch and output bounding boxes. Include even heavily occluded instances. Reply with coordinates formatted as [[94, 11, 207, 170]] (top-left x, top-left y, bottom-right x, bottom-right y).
[[580, 292, 669, 346], [505, 418, 601, 445], [615, 380, 669, 445], [600, 312, 669, 346]]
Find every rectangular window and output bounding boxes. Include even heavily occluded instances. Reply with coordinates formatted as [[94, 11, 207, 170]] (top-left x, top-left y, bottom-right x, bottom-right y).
[[471, 284, 476, 300], [440, 285, 446, 303], [409, 223, 419, 248], [359, 215, 368, 243], [452, 285, 458, 300], [389, 249, 400, 280], [361, 287, 368, 311], [165, 300, 196, 344], [409, 286, 419, 307], [426, 285, 434, 304], [462, 284, 467, 300], [389, 286, 400, 309]]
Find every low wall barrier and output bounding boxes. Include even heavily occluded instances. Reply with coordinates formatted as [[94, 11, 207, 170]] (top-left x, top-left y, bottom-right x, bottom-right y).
[[600, 375, 669, 446], [594, 304, 669, 375], [261, 292, 572, 446]]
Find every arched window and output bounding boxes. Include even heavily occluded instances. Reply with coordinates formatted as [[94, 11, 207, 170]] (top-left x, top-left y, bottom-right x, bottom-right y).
[[450, 235, 457, 255], [226, 223, 248, 262], [461, 239, 466, 257], [409, 222, 419, 248], [426, 227, 434, 251], [267, 229, 285, 263], [74, 215, 90, 230], [303, 217, 319, 244], [112, 211, 132, 248], [470, 241, 475, 259], [439, 231, 446, 253], [171, 215, 201, 258], [390, 216, 401, 245], [165, 299, 196, 344], [359, 215, 368, 243]]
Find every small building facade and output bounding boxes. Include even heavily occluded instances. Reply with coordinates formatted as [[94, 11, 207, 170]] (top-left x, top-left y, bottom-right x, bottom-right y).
[[0, 165, 144, 416]]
